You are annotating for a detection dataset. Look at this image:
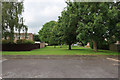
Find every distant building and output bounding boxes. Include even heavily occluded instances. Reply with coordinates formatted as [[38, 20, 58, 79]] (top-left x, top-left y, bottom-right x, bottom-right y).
[[2, 33, 34, 42], [86, 42, 90, 48], [14, 33, 34, 42]]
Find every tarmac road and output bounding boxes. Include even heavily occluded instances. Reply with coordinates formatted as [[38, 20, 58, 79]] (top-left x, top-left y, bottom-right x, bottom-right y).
[[2, 56, 119, 78]]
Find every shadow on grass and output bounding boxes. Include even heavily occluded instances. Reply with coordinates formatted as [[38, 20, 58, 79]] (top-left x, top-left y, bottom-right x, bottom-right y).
[[71, 49, 92, 51], [68, 48, 113, 54]]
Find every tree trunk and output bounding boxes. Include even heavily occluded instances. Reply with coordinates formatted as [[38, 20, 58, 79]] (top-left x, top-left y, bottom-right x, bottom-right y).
[[18, 30, 20, 40], [10, 29, 14, 43], [25, 31, 27, 39], [69, 44, 71, 50], [92, 40, 97, 52]]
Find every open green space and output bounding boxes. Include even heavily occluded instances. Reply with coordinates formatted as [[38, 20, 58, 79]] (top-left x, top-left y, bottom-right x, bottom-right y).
[[2, 46, 119, 55]]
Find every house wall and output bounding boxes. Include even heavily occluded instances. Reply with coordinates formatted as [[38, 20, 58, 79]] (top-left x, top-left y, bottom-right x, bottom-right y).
[[2, 33, 34, 42], [14, 33, 34, 42]]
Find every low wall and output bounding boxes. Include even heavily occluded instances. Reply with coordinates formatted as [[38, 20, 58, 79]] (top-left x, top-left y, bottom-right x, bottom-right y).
[[2, 43, 40, 51], [109, 44, 120, 52]]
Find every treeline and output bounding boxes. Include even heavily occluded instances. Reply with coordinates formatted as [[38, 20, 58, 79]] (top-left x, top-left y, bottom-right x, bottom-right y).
[[2, 1, 28, 43], [39, 21, 62, 46], [39, 1, 120, 51]]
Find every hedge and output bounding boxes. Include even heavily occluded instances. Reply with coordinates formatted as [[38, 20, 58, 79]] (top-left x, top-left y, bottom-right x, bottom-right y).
[[2, 44, 40, 51]]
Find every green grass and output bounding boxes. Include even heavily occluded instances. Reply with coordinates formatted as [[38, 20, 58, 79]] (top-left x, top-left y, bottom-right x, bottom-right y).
[[2, 46, 120, 55]]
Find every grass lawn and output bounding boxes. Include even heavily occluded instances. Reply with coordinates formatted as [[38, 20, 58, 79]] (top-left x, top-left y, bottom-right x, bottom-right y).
[[2, 46, 120, 55]]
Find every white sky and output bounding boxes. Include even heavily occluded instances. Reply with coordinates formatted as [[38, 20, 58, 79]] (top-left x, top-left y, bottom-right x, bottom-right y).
[[23, 0, 67, 34]]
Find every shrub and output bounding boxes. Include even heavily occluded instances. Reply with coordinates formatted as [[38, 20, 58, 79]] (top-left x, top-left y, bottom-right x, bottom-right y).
[[89, 40, 109, 50], [89, 41, 93, 49], [16, 39, 25, 44], [16, 39, 35, 44], [24, 40, 35, 44], [2, 40, 15, 44], [98, 41, 109, 50]]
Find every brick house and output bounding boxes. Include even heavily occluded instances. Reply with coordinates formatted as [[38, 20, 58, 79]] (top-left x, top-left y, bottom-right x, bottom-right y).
[[2, 33, 34, 42], [14, 33, 34, 42]]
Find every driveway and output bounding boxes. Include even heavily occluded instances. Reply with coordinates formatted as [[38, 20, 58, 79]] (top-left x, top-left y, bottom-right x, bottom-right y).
[[2, 56, 119, 78]]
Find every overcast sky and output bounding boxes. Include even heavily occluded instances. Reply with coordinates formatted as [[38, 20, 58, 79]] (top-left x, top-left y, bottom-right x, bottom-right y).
[[23, 0, 67, 34]]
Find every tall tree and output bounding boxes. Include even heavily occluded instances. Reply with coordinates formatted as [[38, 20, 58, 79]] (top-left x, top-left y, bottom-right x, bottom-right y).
[[76, 2, 120, 52], [38, 21, 57, 45], [49, 23, 60, 47], [58, 1, 78, 50], [2, 1, 27, 42], [104, 2, 120, 43]]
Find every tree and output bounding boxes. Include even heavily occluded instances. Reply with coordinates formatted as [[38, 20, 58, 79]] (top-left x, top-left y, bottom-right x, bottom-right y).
[[58, 1, 78, 50], [33, 34, 40, 41], [38, 21, 58, 45], [57, 18, 64, 48], [76, 3, 106, 52], [49, 24, 61, 48], [2, 1, 27, 42], [39, 1, 120, 52], [104, 2, 120, 43], [60, 1, 119, 51], [76, 2, 120, 52]]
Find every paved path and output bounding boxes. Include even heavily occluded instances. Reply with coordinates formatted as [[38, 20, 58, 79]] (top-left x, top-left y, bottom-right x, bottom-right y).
[[2, 56, 119, 78]]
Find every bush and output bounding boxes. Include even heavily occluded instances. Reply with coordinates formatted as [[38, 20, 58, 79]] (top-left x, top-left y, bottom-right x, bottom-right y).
[[89, 41, 93, 49], [24, 40, 35, 44], [81, 41, 88, 47], [16, 39, 25, 44], [2, 40, 15, 44], [89, 40, 109, 50], [98, 41, 109, 50], [16, 39, 35, 44]]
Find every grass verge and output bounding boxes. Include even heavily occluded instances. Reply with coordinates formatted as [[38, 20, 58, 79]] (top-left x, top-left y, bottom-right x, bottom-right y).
[[2, 46, 119, 55]]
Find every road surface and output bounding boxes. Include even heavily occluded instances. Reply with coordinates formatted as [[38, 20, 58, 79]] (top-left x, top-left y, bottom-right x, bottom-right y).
[[2, 56, 119, 78]]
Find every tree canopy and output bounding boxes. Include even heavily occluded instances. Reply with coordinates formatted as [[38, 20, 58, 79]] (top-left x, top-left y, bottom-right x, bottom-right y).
[[2, 1, 28, 42], [38, 21, 58, 45], [38, 1, 120, 51]]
